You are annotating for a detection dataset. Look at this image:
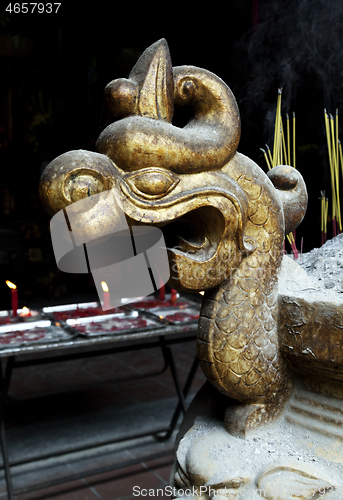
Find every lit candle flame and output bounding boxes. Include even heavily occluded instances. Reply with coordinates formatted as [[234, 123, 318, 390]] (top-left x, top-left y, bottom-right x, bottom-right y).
[[22, 307, 30, 314], [6, 280, 17, 290], [101, 281, 109, 293], [199, 291, 205, 295]]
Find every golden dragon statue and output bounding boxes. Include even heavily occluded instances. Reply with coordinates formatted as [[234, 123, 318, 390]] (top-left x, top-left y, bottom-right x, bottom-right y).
[[40, 39, 308, 437]]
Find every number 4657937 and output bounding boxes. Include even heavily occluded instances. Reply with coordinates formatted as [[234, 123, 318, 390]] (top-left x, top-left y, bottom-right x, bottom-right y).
[[5, 3, 61, 13]]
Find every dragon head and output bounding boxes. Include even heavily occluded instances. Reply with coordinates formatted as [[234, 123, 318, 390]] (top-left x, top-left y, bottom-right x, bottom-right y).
[[39, 39, 307, 294]]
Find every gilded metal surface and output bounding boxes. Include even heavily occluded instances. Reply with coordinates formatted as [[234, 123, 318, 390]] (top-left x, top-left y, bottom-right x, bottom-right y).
[[39, 39, 308, 432]]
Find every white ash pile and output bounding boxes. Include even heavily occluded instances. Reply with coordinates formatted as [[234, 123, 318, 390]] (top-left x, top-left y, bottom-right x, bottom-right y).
[[298, 233, 343, 293]]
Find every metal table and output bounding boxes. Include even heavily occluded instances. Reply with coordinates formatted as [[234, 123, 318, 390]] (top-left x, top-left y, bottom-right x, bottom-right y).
[[0, 301, 200, 499]]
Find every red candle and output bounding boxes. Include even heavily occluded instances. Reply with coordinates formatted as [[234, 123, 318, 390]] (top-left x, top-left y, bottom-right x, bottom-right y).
[[101, 281, 110, 310], [6, 280, 18, 317], [171, 289, 177, 305], [19, 307, 39, 322], [20, 307, 31, 317], [159, 278, 165, 301]]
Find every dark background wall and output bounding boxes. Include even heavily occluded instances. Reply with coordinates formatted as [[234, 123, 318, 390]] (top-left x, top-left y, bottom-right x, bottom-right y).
[[0, 1, 342, 308]]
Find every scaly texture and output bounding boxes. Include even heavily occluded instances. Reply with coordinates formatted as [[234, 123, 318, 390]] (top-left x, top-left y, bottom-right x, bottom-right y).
[[197, 157, 293, 404]]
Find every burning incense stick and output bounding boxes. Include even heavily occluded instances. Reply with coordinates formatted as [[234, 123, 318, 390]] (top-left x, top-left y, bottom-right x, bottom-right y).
[[324, 110, 332, 164], [260, 148, 271, 170], [265, 144, 273, 167], [273, 89, 282, 168]]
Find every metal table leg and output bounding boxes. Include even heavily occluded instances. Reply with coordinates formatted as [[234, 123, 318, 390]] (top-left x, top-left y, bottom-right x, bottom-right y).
[[155, 353, 199, 442], [159, 337, 187, 414], [0, 356, 15, 500]]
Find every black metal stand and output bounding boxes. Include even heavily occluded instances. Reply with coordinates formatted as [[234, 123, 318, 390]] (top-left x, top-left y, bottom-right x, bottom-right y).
[[0, 335, 199, 499], [156, 353, 199, 442], [0, 357, 14, 499]]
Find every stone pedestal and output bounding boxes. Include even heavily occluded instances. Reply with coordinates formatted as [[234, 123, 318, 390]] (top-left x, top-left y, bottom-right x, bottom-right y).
[[171, 257, 343, 500]]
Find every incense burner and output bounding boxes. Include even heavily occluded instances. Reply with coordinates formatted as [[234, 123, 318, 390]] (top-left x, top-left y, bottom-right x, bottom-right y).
[[40, 40, 343, 498]]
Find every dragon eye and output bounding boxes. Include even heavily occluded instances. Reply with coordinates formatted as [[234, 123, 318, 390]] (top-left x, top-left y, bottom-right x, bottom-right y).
[[124, 168, 179, 198]]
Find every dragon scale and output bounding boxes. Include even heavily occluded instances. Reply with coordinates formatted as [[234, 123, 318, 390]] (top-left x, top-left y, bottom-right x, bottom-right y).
[[196, 156, 294, 406]]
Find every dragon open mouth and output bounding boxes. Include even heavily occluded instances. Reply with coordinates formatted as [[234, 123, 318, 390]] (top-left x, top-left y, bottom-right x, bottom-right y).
[[159, 206, 225, 262], [118, 174, 254, 293]]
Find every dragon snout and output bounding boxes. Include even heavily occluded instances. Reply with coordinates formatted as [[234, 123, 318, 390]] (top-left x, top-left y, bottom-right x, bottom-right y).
[[39, 150, 117, 216]]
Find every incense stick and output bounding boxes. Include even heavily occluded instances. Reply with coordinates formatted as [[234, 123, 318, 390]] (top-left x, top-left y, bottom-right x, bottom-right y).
[[260, 90, 300, 255], [281, 119, 287, 165], [273, 89, 282, 168], [265, 144, 273, 167], [286, 113, 290, 166], [260, 148, 271, 170], [324, 110, 342, 236], [325, 110, 337, 236], [335, 110, 342, 232], [286, 232, 299, 259], [293, 112, 296, 169]]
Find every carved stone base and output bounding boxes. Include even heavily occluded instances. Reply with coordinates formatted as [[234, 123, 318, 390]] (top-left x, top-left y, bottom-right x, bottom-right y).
[[170, 256, 343, 499], [171, 382, 343, 499]]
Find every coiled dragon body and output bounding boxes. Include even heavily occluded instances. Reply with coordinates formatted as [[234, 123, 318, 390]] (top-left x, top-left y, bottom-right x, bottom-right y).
[[40, 39, 307, 433]]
